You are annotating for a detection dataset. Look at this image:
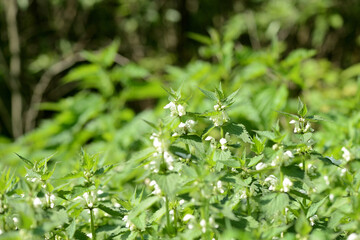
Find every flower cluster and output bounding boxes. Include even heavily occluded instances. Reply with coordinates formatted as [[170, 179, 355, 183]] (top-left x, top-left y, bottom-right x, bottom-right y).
[[164, 101, 186, 117], [205, 132, 230, 150], [210, 111, 230, 127], [281, 177, 293, 192], [289, 118, 313, 134], [264, 175, 278, 191], [172, 120, 196, 136]]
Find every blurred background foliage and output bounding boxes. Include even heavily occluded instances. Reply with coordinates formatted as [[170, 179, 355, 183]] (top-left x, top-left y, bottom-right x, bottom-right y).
[[0, 0, 359, 173]]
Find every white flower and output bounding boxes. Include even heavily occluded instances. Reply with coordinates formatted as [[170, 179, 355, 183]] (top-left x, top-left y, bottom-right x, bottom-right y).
[[304, 122, 311, 132], [183, 214, 194, 221], [347, 233, 360, 240], [309, 215, 318, 226], [150, 133, 164, 153], [214, 104, 220, 111], [239, 190, 247, 199], [174, 120, 196, 135], [150, 180, 162, 195], [255, 162, 267, 171], [164, 151, 174, 171], [215, 180, 225, 193], [282, 177, 293, 192], [122, 215, 136, 231], [219, 138, 228, 150], [324, 175, 330, 185], [341, 168, 347, 176], [33, 197, 42, 207], [164, 101, 176, 111], [289, 120, 296, 124], [342, 147, 351, 162], [45, 194, 56, 208], [283, 150, 294, 158], [205, 136, 216, 147], [177, 104, 186, 116], [164, 101, 186, 117], [179, 199, 185, 205], [209, 111, 229, 126], [200, 219, 206, 233], [83, 191, 95, 208], [265, 175, 278, 191], [271, 156, 280, 166], [329, 194, 335, 202]]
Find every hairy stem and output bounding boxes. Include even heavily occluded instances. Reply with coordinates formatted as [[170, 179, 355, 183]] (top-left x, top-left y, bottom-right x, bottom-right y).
[[90, 208, 96, 240]]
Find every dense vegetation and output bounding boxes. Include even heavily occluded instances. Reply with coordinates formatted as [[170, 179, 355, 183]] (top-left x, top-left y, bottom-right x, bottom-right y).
[[0, 0, 359, 239]]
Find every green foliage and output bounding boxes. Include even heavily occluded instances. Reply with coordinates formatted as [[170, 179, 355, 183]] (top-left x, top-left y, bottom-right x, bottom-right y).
[[1, 7, 360, 239]]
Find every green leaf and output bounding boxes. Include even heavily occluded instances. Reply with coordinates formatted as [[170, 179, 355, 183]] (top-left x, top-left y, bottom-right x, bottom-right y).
[[131, 212, 147, 231], [15, 153, 34, 168], [66, 219, 76, 238], [281, 165, 304, 180], [143, 119, 158, 130], [149, 206, 166, 223], [74, 230, 90, 240], [129, 196, 159, 219], [98, 203, 126, 217], [223, 123, 252, 143], [154, 174, 182, 199], [289, 189, 310, 200], [260, 193, 289, 219], [247, 154, 264, 167], [306, 196, 328, 218], [297, 97, 307, 117], [198, 87, 217, 101], [251, 136, 265, 154], [295, 213, 312, 236], [187, 32, 212, 45], [253, 130, 276, 141]]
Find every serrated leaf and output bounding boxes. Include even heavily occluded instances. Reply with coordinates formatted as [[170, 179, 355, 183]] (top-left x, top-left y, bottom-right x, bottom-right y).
[[128, 148, 156, 164], [198, 87, 217, 101], [154, 174, 182, 199], [281, 165, 304, 179], [15, 153, 34, 168], [297, 97, 307, 117], [260, 193, 289, 219], [129, 196, 159, 219], [59, 172, 83, 180], [223, 123, 252, 143], [306, 196, 328, 218], [251, 136, 264, 154], [225, 88, 240, 103], [131, 212, 147, 231], [98, 203, 126, 217], [247, 154, 264, 167], [66, 219, 76, 238], [94, 164, 114, 176], [311, 152, 342, 166], [253, 130, 276, 140], [74, 230, 90, 240], [295, 213, 312, 236], [289, 189, 310, 200], [169, 146, 191, 159], [219, 158, 241, 168], [276, 111, 299, 119], [306, 115, 327, 122], [143, 119, 158, 130], [149, 206, 166, 223]]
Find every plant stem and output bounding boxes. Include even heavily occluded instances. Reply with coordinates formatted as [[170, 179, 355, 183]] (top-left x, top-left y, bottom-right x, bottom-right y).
[[90, 208, 96, 240], [165, 196, 171, 232]]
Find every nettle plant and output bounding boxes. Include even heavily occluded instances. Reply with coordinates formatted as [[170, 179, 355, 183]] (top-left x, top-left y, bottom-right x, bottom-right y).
[[0, 86, 359, 240]]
